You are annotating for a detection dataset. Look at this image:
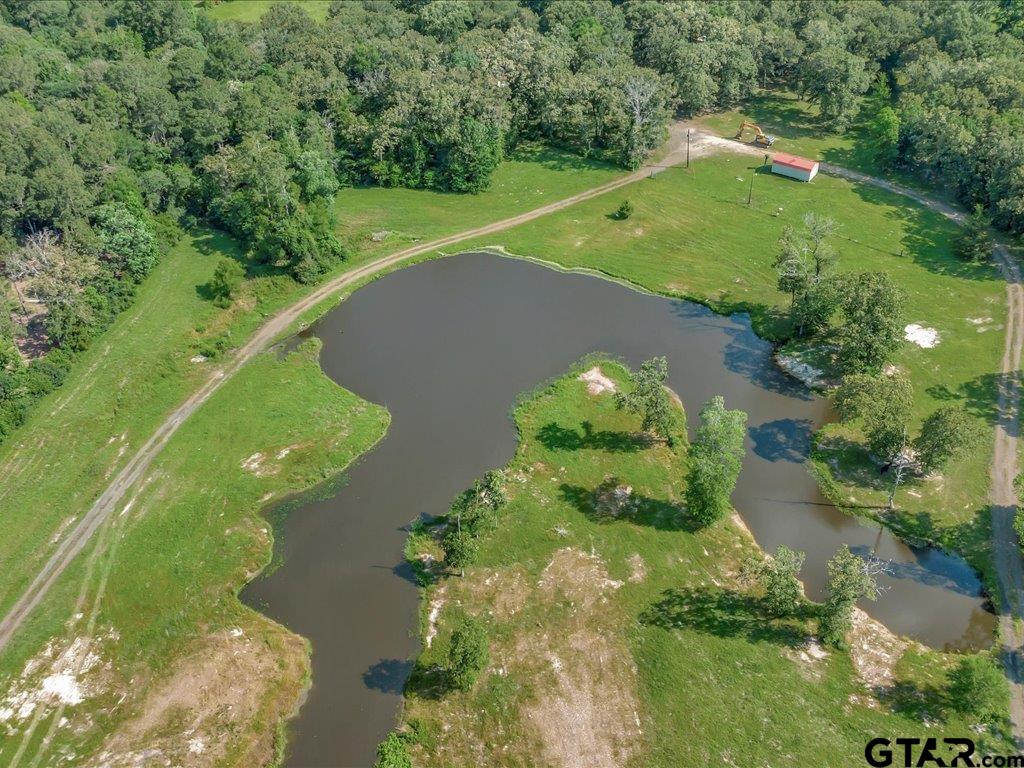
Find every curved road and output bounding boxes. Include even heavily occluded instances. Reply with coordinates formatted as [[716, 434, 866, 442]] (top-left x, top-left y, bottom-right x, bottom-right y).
[[0, 123, 709, 654], [0, 128, 1021, 740]]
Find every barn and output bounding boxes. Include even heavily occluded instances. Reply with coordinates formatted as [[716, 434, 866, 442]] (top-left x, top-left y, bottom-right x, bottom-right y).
[[771, 152, 819, 182]]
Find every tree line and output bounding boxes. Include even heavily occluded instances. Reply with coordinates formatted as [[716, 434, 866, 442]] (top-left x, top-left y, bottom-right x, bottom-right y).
[[3, 0, 1022, 444]]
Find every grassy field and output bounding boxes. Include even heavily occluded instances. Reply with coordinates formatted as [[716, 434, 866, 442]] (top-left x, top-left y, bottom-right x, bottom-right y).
[[456, 153, 1007, 585], [401, 361, 1011, 766], [335, 144, 620, 263], [200, 0, 332, 23], [0, 148, 627, 765]]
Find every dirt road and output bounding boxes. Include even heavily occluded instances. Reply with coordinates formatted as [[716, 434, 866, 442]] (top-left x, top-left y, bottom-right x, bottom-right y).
[[0, 123, 722, 654], [816, 162, 1024, 738]]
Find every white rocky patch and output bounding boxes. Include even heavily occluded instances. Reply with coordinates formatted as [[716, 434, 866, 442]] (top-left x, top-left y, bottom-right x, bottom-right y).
[[775, 354, 825, 388], [904, 324, 940, 348], [578, 366, 617, 396], [0, 633, 112, 725]]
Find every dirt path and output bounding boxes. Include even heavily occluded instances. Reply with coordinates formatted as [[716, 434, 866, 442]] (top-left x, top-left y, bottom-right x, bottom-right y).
[[0, 122, 717, 655]]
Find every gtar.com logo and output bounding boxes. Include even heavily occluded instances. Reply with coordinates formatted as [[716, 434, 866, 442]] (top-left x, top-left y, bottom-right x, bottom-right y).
[[865, 737, 1024, 767]]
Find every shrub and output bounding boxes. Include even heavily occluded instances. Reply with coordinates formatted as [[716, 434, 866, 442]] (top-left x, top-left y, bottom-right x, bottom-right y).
[[616, 200, 634, 219], [374, 732, 412, 768], [447, 616, 489, 691], [948, 654, 1009, 721]]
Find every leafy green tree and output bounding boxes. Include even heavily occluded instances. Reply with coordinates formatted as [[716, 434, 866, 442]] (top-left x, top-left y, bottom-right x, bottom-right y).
[[914, 407, 979, 474], [835, 272, 905, 373], [775, 215, 840, 336], [92, 204, 159, 283], [742, 545, 805, 617], [868, 106, 901, 168], [819, 545, 881, 647], [955, 205, 993, 263], [209, 258, 245, 308], [616, 356, 673, 443], [948, 654, 1010, 721], [685, 396, 747, 526], [834, 373, 913, 462], [374, 732, 412, 768], [442, 526, 477, 576], [477, 469, 507, 510], [447, 616, 489, 691]]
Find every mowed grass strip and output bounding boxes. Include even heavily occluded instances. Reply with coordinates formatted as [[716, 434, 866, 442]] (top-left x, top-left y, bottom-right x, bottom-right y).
[[403, 362, 1010, 767], [458, 153, 1006, 577]]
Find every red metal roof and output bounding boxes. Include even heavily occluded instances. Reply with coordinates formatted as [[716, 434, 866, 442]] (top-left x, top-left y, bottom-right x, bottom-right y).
[[772, 152, 818, 172]]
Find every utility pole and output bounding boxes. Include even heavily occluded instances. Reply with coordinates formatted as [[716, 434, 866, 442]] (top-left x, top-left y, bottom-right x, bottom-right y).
[[747, 171, 755, 206], [686, 129, 691, 169]]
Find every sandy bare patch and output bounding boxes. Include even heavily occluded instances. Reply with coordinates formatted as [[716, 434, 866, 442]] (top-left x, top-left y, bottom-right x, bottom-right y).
[[538, 548, 623, 603], [521, 549, 639, 768], [627, 553, 647, 583], [848, 608, 908, 692], [240, 452, 265, 473], [523, 629, 640, 768], [0, 631, 115, 725], [784, 637, 829, 680], [905, 323, 940, 348], [86, 626, 306, 768], [578, 366, 617, 396]]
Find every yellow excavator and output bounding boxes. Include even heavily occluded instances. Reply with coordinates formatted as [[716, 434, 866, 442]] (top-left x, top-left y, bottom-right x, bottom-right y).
[[734, 120, 776, 147]]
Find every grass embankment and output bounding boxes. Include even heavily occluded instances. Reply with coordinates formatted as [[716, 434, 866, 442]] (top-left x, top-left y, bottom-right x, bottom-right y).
[[458, 152, 1006, 585], [0, 147, 620, 765], [402, 362, 1010, 767]]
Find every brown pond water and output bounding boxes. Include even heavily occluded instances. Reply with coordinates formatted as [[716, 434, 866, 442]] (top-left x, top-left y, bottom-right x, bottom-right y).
[[242, 252, 995, 768]]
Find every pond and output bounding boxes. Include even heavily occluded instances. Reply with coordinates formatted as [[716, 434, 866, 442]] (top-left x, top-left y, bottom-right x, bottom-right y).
[[242, 252, 994, 767]]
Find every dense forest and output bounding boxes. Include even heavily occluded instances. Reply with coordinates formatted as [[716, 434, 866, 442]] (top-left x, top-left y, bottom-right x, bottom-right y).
[[0, 0, 1023, 443]]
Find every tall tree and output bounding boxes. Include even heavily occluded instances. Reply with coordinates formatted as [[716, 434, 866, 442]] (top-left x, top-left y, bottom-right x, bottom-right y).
[[685, 396, 747, 526], [616, 356, 674, 444], [742, 545, 806, 617], [955, 205, 993, 263], [819, 545, 882, 647], [834, 272, 905, 373]]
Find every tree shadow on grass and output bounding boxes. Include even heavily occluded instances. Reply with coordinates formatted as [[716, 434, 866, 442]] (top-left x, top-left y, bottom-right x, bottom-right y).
[[926, 372, 1004, 429], [537, 421, 653, 453], [880, 678, 947, 724], [639, 586, 809, 646], [558, 483, 698, 532]]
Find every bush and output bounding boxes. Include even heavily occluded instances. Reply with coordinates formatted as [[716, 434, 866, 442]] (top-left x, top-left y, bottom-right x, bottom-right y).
[[955, 205, 992, 263], [447, 616, 489, 691], [948, 654, 1009, 721], [209, 257, 245, 307], [616, 200, 634, 219], [442, 526, 477, 573], [374, 732, 412, 768]]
